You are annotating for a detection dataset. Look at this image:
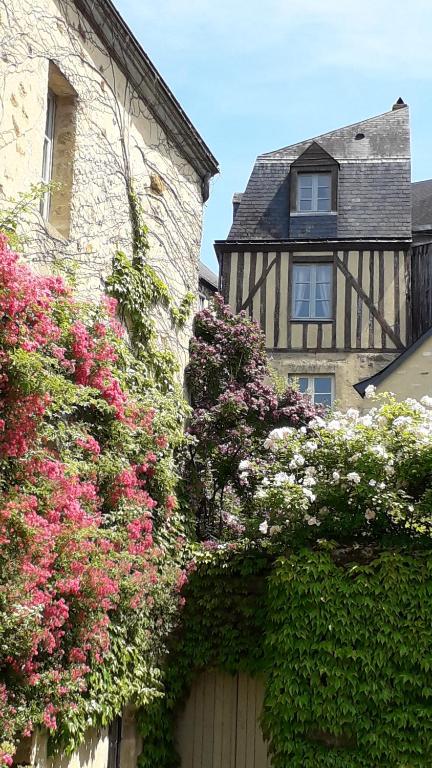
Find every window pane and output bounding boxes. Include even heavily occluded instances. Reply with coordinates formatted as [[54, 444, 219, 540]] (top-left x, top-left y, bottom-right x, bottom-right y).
[[294, 265, 312, 283], [317, 197, 331, 212], [314, 377, 332, 394], [315, 392, 332, 407], [294, 301, 310, 318], [299, 175, 313, 189], [298, 378, 310, 393], [316, 264, 332, 282], [299, 198, 312, 212]]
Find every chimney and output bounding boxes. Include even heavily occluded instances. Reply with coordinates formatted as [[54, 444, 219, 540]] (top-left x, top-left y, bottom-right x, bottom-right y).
[[392, 97, 407, 111], [233, 192, 243, 221]]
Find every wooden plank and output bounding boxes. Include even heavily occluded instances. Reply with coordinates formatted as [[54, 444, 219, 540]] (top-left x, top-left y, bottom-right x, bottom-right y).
[[252, 253, 263, 324], [236, 252, 245, 313], [302, 323, 308, 349], [343, 251, 351, 348], [356, 250, 363, 348], [369, 251, 375, 348], [192, 674, 204, 768], [400, 250, 407, 344], [213, 673, 224, 768], [273, 252, 281, 348], [317, 323, 322, 350], [221, 254, 230, 303], [246, 675, 256, 768], [260, 252, 269, 330], [379, 249, 385, 348], [228, 253, 238, 312], [202, 671, 216, 768], [279, 253, 289, 348], [248, 251, 257, 320], [266, 253, 276, 347], [287, 254, 293, 348], [336, 252, 345, 348], [336, 253, 403, 349], [394, 251, 400, 339], [236, 673, 248, 768], [332, 252, 337, 348]]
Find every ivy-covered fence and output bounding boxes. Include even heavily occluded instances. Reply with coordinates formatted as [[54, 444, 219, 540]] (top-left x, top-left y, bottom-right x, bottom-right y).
[[138, 545, 432, 768]]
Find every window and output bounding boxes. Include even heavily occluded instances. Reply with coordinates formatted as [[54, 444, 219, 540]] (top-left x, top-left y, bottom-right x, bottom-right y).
[[292, 263, 332, 319], [40, 89, 56, 220], [297, 376, 334, 407], [297, 173, 331, 213], [39, 62, 77, 237]]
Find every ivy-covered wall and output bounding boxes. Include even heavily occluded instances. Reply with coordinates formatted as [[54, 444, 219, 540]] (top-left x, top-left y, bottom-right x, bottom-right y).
[[138, 545, 432, 768]]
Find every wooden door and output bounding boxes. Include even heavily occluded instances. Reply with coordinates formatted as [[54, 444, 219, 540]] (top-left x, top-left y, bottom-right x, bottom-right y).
[[176, 670, 271, 768]]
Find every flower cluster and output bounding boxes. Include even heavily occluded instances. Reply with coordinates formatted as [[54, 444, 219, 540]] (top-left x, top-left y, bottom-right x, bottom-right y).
[[183, 296, 321, 539], [0, 236, 185, 756], [246, 394, 432, 543]]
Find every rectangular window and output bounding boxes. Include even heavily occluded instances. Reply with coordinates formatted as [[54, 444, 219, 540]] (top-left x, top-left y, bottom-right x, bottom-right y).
[[292, 263, 332, 319], [40, 89, 56, 220], [297, 173, 331, 212], [296, 375, 334, 407]]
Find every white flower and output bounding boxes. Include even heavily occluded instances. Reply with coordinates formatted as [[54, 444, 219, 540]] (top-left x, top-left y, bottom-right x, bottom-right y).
[[259, 520, 268, 534], [303, 476, 317, 487], [378, 482, 386, 490], [262, 477, 270, 487], [302, 488, 316, 502], [371, 445, 387, 458], [289, 453, 305, 469], [358, 414, 373, 427], [421, 396, 432, 408], [326, 419, 341, 431], [300, 426, 307, 434], [332, 471, 340, 481], [305, 465, 317, 476], [347, 472, 361, 484], [238, 459, 250, 471], [274, 471, 291, 486], [365, 384, 376, 399], [305, 515, 320, 526], [255, 488, 267, 500], [365, 508, 376, 521], [369, 479, 377, 487], [308, 416, 326, 429], [393, 416, 412, 428], [304, 440, 318, 452], [346, 408, 359, 420], [269, 525, 282, 536]]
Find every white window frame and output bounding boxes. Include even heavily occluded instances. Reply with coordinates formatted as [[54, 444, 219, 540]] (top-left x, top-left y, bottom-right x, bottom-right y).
[[40, 89, 56, 221], [296, 172, 331, 214], [292, 263, 332, 320], [293, 375, 334, 407]]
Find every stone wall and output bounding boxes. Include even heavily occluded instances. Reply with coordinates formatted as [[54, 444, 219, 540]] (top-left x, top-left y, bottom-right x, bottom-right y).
[[0, 0, 207, 369]]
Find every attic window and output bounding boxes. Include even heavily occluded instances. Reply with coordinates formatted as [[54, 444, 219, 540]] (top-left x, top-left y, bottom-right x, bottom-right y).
[[355, 132, 365, 140], [297, 173, 331, 213]]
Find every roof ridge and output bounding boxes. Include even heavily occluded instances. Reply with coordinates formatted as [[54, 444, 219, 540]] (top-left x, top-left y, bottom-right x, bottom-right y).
[[258, 106, 408, 159]]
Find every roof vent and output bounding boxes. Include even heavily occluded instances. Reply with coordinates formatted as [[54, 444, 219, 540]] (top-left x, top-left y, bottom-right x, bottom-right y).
[[392, 97, 407, 110], [355, 132, 365, 140]]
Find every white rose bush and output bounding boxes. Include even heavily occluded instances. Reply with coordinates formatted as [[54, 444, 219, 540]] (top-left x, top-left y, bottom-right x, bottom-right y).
[[241, 394, 432, 544]]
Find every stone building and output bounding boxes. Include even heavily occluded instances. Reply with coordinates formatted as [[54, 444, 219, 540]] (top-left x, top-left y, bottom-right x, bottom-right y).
[[215, 101, 432, 408], [0, 0, 218, 764], [0, 0, 218, 370]]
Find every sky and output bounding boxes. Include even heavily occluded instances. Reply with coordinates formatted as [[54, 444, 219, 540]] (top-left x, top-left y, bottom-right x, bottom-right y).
[[116, 0, 432, 273]]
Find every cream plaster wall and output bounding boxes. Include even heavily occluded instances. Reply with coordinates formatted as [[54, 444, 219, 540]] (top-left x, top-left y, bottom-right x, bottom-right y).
[[29, 707, 141, 768], [373, 335, 432, 401], [0, 0, 206, 369], [269, 350, 398, 410]]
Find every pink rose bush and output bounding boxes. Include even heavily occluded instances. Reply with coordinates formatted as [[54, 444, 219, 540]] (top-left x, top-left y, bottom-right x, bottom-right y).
[[0, 236, 186, 755]]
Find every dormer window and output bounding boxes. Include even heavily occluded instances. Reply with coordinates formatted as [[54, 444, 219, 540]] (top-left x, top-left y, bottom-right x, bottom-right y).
[[297, 173, 331, 213]]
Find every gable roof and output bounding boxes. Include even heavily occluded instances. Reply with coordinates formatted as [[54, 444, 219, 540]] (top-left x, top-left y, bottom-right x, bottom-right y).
[[199, 262, 218, 291], [412, 179, 432, 231], [354, 325, 432, 397], [227, 105, 411, 242], [291, 141, 339, 168], [74, 0, 218, 181]]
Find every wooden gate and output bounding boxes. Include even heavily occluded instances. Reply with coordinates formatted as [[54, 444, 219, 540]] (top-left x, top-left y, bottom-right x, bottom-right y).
[[176, 671, 271, 768]]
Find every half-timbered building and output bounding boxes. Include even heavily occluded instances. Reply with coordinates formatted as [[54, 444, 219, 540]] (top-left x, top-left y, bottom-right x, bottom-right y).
[[215, 100, 414, 408]]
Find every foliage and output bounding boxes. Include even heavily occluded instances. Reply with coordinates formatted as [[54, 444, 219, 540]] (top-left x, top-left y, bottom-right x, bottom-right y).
[[183, 295, 321, 539], [265, 549, 432, 767], [0, 184, 52, 251], [242, 393, 432, 544], [105, 185, 195, 393], [0, 235, 188, 761], [138, 544, 432, 768]]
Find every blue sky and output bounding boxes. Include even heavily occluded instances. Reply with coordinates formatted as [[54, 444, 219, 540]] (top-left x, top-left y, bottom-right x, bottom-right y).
[[116, 0, 432, 273]]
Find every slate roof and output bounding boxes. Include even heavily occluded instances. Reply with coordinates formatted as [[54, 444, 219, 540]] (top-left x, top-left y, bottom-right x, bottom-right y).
[[412, 180, 432, 231], [199, 262, 218, 291], [227, 105, 411, 242]]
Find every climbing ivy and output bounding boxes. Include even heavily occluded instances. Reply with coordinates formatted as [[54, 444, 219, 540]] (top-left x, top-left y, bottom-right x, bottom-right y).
[[138, 545, 432, 768], [105, 184, 195, 392]]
